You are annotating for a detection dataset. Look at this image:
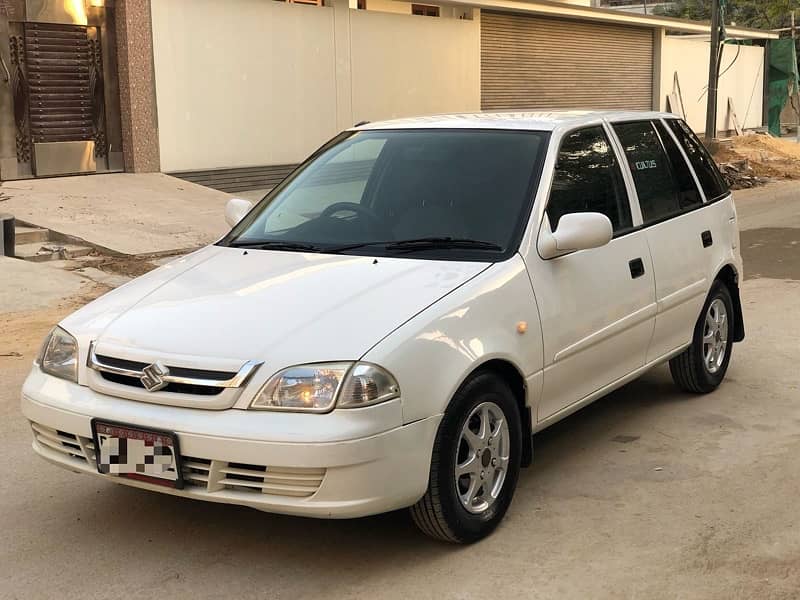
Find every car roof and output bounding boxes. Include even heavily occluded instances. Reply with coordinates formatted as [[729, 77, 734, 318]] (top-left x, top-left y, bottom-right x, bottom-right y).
[[351, 110, 679, 132]]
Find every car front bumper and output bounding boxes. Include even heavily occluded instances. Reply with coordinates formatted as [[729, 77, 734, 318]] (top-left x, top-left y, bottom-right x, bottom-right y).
[[21, 368, 441, 519]]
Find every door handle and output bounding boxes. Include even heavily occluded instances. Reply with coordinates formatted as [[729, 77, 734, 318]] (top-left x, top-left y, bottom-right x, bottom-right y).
[[701, 230, 713, 248], [629, 258, 645, 279]]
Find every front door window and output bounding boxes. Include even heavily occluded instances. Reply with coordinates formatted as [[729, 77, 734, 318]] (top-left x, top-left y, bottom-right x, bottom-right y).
[[546, 126, 633, 235]]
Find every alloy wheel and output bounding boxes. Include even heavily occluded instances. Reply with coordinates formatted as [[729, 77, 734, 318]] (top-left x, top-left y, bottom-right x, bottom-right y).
[[455, 401, 511, 514], [703, 298, 729, 374]]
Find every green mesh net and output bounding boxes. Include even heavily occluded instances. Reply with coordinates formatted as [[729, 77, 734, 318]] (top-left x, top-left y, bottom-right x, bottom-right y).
[[768, 39, 799, 136]]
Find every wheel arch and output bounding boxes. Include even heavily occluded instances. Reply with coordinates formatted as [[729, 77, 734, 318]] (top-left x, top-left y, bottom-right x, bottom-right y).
[[714, 264, 745, 343], [464, 358, 533, 468]]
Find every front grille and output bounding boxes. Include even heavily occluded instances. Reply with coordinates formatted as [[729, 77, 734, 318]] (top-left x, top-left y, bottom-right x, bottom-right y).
[[93, 353, 239, 396], [182, 456, 326, 498], [98, 372, 224, 396], [95, 355, 237, 381]]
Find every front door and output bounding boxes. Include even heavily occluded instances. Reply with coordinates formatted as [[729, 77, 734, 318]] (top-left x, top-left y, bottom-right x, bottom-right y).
[[526, 125, 657, 422]]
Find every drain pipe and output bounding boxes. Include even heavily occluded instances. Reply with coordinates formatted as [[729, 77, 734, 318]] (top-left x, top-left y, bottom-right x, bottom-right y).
[[0, 214, 14, 257]]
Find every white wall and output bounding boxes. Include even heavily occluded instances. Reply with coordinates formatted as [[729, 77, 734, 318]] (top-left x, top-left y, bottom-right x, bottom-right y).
[[151, 0, 480, 172], [151, 0, 339, 172], [660, 36, 764, 133], [350, 10, 480, 122], [364, 0, 411, 14], [364, 0, 475, 18]]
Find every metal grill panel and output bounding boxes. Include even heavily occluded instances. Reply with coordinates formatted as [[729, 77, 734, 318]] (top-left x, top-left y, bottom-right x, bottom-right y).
[[24, 22, 93, 143]]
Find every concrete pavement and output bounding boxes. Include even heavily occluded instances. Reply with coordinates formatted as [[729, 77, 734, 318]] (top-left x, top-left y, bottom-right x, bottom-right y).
[[0, 182, 799, 599], [0, 173, 230, 256], [0, 257, 90, 313]]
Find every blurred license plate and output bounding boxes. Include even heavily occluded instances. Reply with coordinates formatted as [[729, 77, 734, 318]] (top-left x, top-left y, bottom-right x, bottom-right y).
[[91, 420, 183, 489]]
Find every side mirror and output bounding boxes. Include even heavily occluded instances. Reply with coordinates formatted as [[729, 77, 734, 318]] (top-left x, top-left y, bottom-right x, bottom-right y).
[[538, 212, 613, 259], [224, 198, 254, 228]]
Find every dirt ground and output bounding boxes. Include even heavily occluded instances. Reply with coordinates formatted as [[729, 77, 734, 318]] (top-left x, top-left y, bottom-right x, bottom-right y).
[[714, 134, 800, 183], [1, 183, 799, 599]]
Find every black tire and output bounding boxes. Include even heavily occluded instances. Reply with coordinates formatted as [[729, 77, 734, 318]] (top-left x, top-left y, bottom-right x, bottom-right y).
[[669, 280, 735, 394], [410, 371, 522, 543]]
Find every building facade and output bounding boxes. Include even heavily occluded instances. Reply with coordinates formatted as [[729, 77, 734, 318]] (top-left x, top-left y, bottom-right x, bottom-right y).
[[0, 0, 776, 190]]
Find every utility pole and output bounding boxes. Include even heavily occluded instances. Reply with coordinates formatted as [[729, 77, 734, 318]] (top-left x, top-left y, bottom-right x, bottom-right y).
[[705, 0, 722, 140], [793, 10, 799, 142]]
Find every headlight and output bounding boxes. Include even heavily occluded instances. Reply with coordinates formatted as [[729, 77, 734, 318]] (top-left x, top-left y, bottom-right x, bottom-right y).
[[250, 362, 400, 412], [37, 326, 78, 383], [337, 363, 400, 408]]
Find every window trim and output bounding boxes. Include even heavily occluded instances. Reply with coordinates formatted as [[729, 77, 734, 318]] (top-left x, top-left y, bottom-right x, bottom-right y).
[[656, 117, 707, 204]]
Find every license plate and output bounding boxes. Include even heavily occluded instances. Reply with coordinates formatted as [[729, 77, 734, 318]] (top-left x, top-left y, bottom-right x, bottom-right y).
[[91, 419, 183, 489]]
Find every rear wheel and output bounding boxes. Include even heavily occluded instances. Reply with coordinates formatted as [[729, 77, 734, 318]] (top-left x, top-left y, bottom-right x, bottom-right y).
[[669, 280, 735, 393], [410, 372, 521, 543]]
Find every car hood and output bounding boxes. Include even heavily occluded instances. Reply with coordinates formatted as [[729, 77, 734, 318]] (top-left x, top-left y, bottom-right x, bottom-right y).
[[65, 245, 489, 367]]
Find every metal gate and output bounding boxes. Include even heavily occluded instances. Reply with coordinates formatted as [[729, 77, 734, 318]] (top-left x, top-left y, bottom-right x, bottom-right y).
[[25, 22, 97, 175], [481, 12, 654, 111], [0, 0, 122, 180]]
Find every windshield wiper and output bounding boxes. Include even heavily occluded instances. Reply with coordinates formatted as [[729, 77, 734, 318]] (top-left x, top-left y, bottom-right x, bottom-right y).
[[327, 237, 503, 253], [386, 237, 503, 252], [227, 240, 323, 252]]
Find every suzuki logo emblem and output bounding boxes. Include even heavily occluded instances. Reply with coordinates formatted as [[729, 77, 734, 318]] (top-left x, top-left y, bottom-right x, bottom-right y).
[[140, 361, 170, 392]]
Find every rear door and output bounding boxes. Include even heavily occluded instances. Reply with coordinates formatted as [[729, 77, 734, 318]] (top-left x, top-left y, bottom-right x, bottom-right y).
[[609, 119, 715, 362]]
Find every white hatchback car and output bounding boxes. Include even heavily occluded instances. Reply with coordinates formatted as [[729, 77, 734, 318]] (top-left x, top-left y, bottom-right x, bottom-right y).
[[22, 111, 744, 543]]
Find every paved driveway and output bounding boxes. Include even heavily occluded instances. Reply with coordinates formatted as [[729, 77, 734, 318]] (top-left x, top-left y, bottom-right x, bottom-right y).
[[1, 183, 798, 599]]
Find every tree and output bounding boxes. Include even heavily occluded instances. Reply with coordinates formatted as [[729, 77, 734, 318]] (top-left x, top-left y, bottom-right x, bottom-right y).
[[655, 0, 800, 30]]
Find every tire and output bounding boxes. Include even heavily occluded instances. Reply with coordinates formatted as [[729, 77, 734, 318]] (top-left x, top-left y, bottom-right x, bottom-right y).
[[669, 280, 735, 394], [410, 371, 522, 543]]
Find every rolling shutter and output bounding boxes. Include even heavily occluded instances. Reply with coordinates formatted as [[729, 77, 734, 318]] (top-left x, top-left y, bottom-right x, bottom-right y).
[[481, 12, 654, 111]]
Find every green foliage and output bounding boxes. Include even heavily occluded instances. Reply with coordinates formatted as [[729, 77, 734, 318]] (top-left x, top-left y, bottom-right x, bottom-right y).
[[655, 0, 800, 29]]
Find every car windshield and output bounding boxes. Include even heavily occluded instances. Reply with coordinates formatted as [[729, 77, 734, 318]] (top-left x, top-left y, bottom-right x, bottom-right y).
[[222, 128, 548, 260]]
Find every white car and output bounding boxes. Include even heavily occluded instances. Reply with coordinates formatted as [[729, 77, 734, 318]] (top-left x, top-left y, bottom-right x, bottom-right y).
[[22, 111, 744, 543]]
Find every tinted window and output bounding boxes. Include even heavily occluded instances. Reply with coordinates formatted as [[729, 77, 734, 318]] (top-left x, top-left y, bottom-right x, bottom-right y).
[[666, 118, 729, 201], [226, 129, 548, 260], [613, 121, 685, 223], [654, 120, 703, 210], [547, 127, 632, 234]]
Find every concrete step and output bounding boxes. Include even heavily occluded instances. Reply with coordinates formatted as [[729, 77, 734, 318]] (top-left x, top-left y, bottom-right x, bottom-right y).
[[14, 226, 49, 245], [14, 242, 94, 263]]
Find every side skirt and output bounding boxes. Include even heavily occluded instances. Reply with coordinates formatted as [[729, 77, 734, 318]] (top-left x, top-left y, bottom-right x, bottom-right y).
[[532, 344, 690, 434]]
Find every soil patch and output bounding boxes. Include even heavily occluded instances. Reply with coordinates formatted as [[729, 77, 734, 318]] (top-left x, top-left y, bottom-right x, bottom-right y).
[[714, 134, 800, 187]]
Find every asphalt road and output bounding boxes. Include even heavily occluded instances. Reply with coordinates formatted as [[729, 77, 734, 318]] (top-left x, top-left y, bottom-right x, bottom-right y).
[[1, 182, 799, 599]]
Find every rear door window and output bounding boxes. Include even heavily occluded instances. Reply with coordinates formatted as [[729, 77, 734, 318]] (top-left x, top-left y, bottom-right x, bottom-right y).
[[613, 121, 682, 223], [546, 126, 633, 235], [665, 118, 729, 201]]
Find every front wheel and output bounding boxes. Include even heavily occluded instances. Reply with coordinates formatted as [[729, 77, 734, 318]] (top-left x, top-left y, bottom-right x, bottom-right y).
[[669, 280, 735, 394], [410, 372, 521, 543]]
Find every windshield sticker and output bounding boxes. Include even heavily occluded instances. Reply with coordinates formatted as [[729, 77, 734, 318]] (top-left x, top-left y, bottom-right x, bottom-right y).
[[635, 160, 657, 171]]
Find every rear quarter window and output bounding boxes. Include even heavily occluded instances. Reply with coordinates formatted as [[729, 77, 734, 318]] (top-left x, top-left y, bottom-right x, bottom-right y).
[[665, 118, 729, 201]]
